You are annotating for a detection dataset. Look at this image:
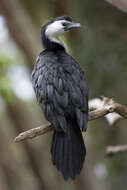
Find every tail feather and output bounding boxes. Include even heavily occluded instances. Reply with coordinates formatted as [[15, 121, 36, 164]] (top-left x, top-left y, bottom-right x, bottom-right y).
[[51, 131, 57, 164], [57, 133, 64, 171], [51, 120, 86, 180], [63, 133, 69, 179]]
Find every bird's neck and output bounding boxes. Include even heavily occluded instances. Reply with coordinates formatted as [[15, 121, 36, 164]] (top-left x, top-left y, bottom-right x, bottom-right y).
[[41, 30, 66, 51]]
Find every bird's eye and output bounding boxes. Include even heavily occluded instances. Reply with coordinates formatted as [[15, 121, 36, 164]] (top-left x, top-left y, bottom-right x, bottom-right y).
[[62, 23, 68, 27]]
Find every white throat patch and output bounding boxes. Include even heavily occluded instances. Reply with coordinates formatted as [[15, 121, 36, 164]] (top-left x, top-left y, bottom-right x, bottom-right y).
[[45, 20, 67, 47]]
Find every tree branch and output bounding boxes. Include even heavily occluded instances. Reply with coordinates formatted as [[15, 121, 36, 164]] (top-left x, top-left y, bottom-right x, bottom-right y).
[[106, 144, 127, 156], [105, 0, 127, 14], [14, 123, 53, 142], [14, 97, 127, 142]]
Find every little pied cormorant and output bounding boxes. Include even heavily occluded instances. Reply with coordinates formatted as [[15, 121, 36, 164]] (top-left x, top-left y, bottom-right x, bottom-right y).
[[32, 16, 88, 180]]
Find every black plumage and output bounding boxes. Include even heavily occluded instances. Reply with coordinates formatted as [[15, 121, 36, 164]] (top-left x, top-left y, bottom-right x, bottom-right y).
[[32, 16, 88, 180]]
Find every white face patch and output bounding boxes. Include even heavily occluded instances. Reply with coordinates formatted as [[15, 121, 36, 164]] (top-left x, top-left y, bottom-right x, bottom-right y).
[[45, 19, 69, 47], [45, 20, 66, 37]]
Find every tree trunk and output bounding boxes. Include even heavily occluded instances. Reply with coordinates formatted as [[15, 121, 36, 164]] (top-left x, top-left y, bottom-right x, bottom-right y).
[[0, 0, 41, 70], [6, 99, 48, 190]]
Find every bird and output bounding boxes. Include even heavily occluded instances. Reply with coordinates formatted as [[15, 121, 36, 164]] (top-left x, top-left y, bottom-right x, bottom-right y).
[[31, 16, 88, 180]]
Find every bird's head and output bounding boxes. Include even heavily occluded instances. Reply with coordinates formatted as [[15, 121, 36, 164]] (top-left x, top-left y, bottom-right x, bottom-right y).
[[45, 16, 80, 37], [41, 16, 81, 50]]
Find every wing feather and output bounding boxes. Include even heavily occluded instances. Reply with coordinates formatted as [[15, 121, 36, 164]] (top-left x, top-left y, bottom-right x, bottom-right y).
[[32, 52, 88, 132]]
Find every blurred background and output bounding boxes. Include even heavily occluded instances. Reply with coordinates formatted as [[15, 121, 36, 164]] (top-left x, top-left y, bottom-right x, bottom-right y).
[[0, 0, 127, 189]]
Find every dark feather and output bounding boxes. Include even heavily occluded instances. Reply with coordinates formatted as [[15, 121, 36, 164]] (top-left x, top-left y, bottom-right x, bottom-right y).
[[31, 43, 88, 180], [47, 84, 53, 101]]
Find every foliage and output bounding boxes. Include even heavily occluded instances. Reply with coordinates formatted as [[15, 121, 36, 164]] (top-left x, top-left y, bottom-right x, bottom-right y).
[[0, 56, 14, 102]]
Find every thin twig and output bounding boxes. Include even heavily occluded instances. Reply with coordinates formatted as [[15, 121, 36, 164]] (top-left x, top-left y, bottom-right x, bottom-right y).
[[14, 96, 127, 142], [106, 145, 127, 156]]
